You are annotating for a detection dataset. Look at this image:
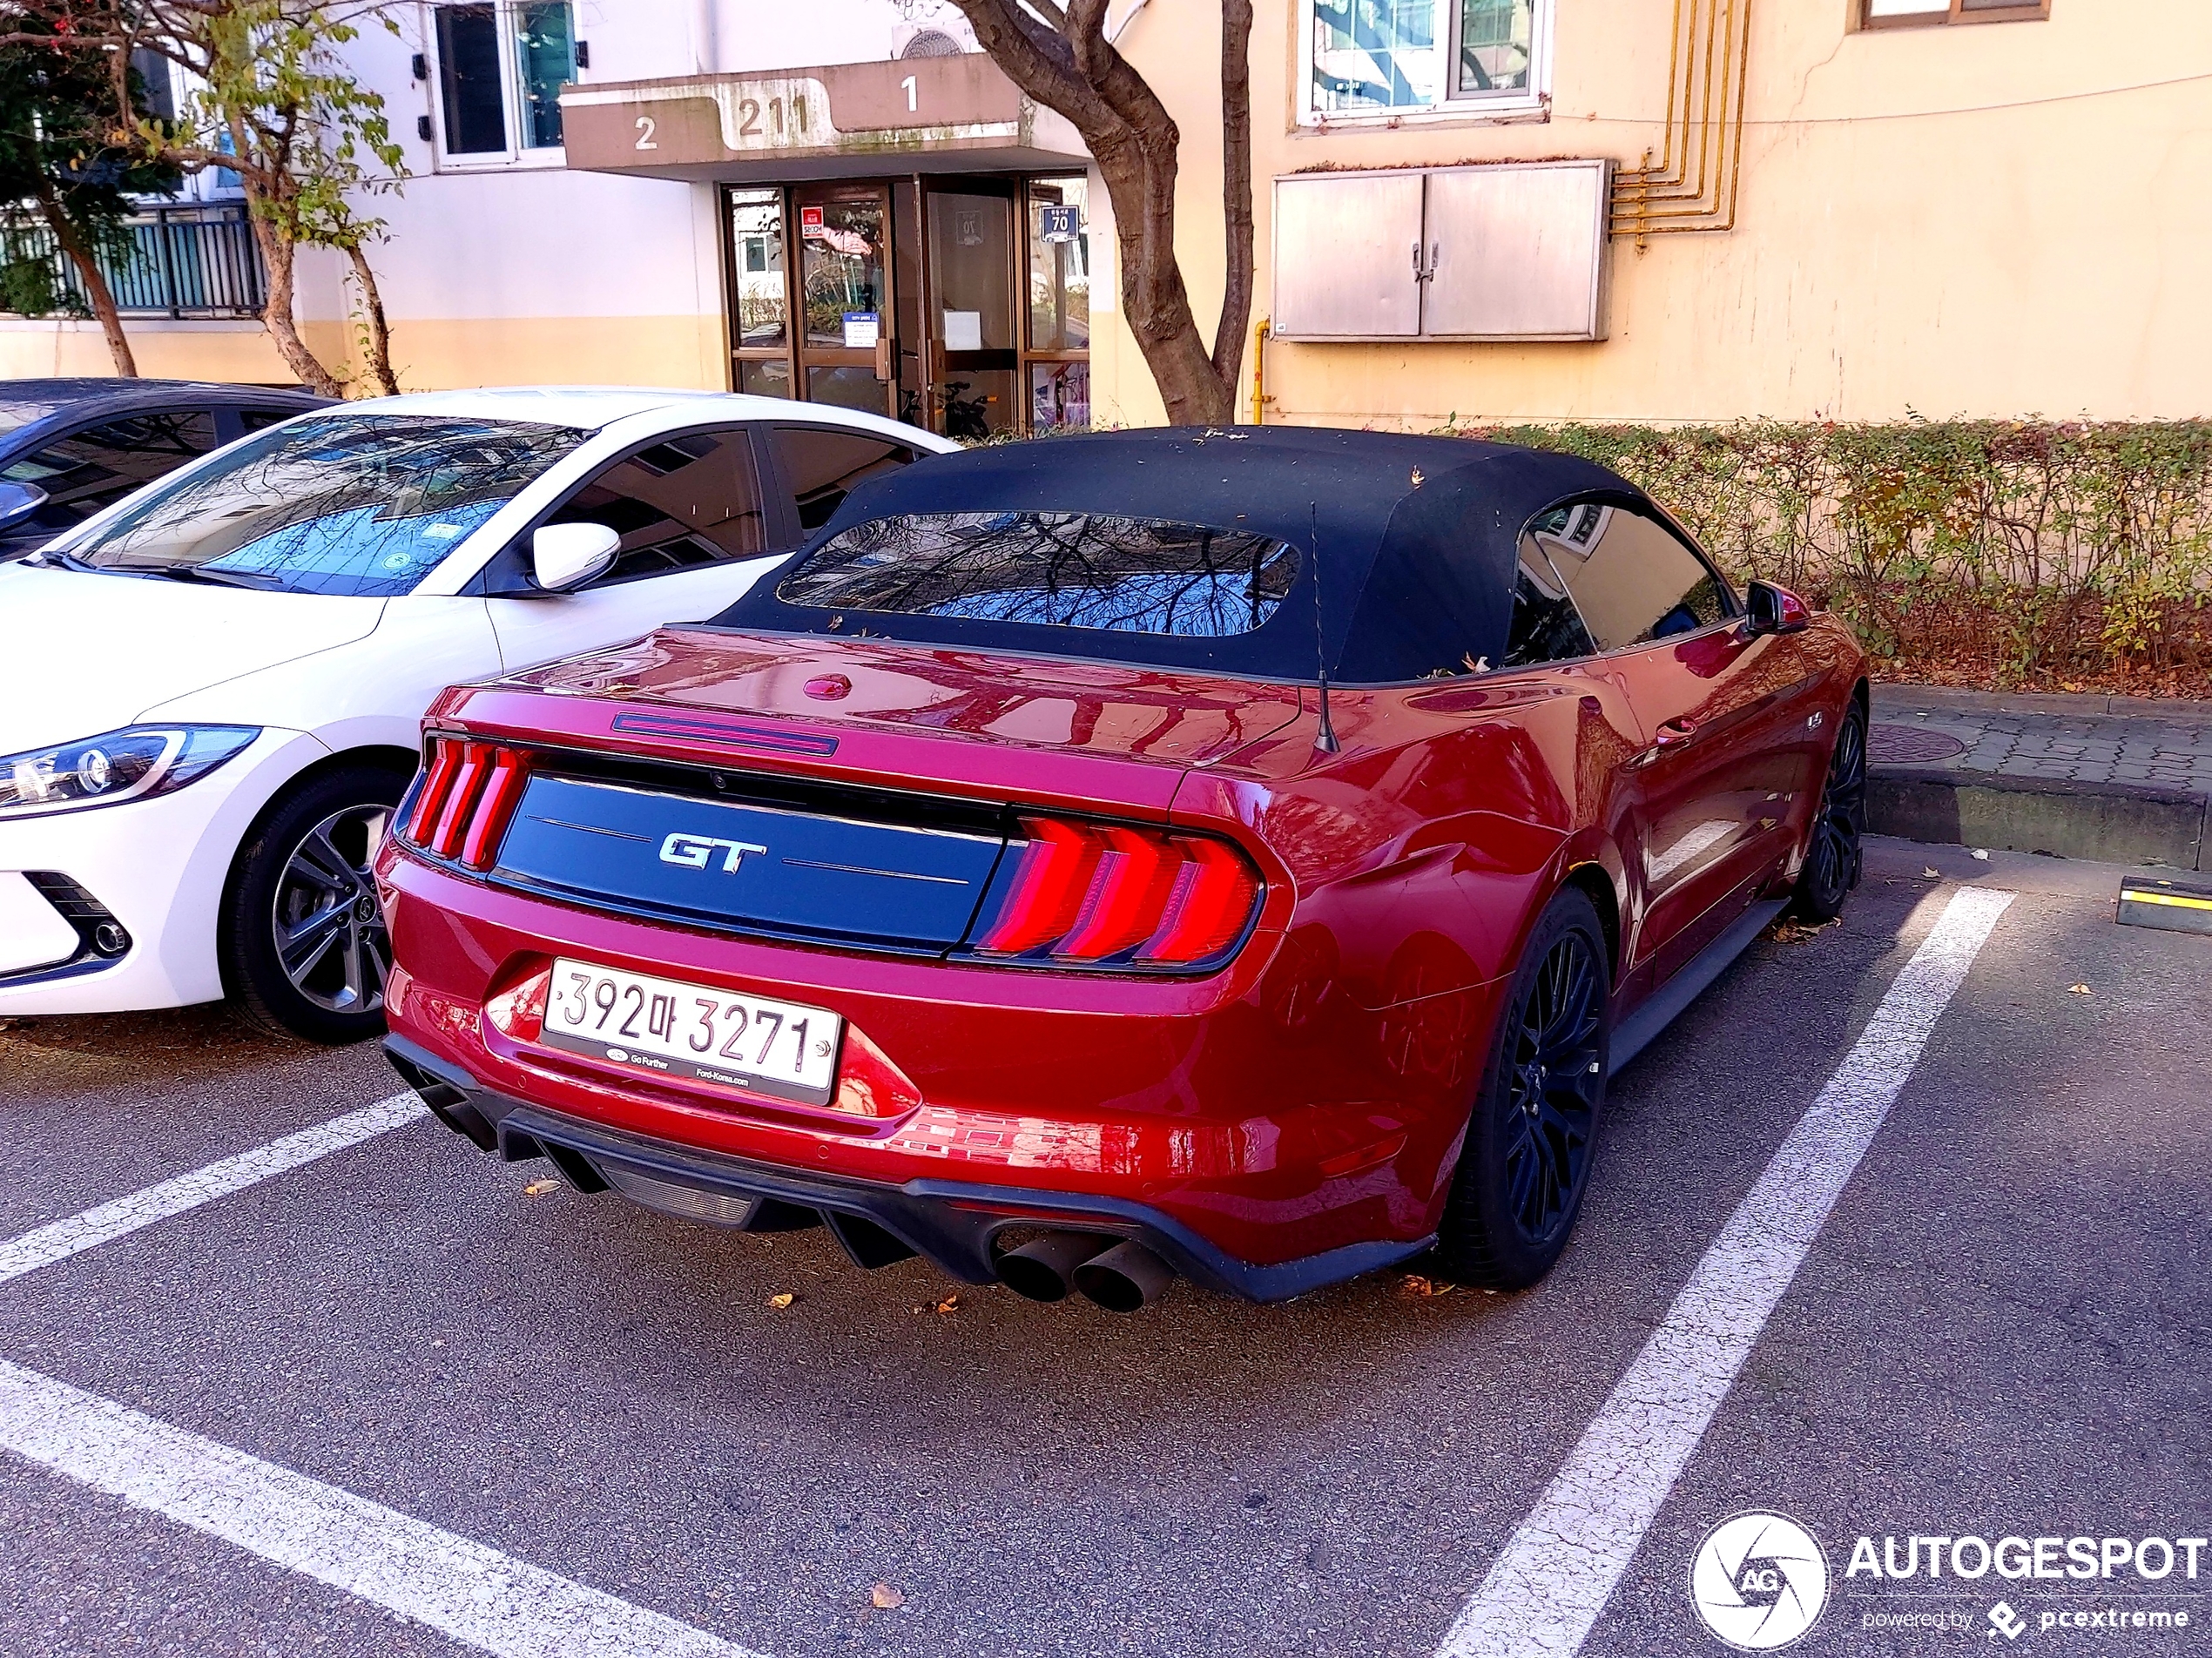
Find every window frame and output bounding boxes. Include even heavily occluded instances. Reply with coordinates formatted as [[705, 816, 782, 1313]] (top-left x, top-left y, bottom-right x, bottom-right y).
[[1858, 0, 2048, 30], [427, 1, 577, 172], [1295, 0, 1555, 130]]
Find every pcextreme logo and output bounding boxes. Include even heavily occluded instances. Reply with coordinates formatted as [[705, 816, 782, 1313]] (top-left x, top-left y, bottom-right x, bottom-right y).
[[1690, 1511, 1832, 1651]]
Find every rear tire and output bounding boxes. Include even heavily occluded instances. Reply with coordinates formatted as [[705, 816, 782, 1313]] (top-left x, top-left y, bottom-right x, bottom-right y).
[[1433, 886, 1610, 1291], [1790, 698, 1867, 924], [220, 765, 405, 1044]]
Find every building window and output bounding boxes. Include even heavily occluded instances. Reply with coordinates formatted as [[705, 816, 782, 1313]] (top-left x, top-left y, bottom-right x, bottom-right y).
[[1301, 0, 1550, 124], [433, 2, 576, 161], [1860, 0, 2047, 24]]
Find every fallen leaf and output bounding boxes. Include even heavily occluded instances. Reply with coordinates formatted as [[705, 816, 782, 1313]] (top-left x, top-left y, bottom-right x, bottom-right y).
[[870, 1583, 905, 1609], [934, 1293, 961, 1314], [768, 1291, 795, 1309], [523, 1179, 562, 1196], [1399, 1273, 1454, 1298], [1921, 866, 1941, 879], [2069, 983, 2092, 996]]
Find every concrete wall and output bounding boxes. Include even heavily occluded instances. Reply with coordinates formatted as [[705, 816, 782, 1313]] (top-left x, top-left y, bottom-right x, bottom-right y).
[[1088, 0, 2212, 429]]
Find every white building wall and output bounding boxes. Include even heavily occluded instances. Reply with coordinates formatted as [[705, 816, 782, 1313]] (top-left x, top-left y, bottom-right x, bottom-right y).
[[3, 0, 975, 389]]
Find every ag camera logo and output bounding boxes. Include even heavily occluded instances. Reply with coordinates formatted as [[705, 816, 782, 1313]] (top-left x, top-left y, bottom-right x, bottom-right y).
[[1690, 1512, 1831, 1650]]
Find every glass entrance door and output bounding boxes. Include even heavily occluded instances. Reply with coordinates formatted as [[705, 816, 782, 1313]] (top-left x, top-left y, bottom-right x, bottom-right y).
[[724, 178, 1088, 433], [926, 184, 1019, 439], [728, 189, 792, 400], [795, 185, 894, 417]]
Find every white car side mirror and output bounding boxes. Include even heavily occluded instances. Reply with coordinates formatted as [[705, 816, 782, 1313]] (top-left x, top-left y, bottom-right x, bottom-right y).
[[530, 522, 621, 592]]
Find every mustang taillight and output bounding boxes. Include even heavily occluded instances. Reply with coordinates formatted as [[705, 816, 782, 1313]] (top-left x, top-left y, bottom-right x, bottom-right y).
[[974, 816, 1261, 969], [402, 737, 529, 871]]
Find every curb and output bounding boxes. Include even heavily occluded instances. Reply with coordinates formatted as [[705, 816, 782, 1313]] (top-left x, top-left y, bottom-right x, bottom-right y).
[[1868, 767, 2209, 871], [1872, 684, 2212, 727]]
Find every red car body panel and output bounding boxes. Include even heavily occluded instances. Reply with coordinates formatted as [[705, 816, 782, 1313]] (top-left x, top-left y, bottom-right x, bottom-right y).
[[378, 609, 1865, 1290]]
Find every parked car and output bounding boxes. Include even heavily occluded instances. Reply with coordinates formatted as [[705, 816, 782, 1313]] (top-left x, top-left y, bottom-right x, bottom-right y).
[[0, 387, 952, 1041], [376, 427, 1868, 1309], [0, 378, 329, 561]]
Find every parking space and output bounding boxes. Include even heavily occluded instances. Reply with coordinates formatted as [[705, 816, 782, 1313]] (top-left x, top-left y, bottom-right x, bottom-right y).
[[0, 838, 2206, 1657]]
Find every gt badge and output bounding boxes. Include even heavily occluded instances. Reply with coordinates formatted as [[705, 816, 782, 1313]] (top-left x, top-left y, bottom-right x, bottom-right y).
[[659, 832, 767, 873]]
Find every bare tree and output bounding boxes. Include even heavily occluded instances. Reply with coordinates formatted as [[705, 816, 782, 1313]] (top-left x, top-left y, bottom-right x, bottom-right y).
[[948, 0, 1254, 426]]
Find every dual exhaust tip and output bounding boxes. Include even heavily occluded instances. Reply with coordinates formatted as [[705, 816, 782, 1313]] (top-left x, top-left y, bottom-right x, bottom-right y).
[[996, 1231, 1174, 1313]]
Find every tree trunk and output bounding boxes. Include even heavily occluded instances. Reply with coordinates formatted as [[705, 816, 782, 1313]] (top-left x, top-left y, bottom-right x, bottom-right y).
[[1091, 126, 1231, 425], [1210, 0, 1256, 401], [343, 242, 397, 396], [243, 199, 344, 396], [949, 0, 1249, 428], [35, 186, 135, 377]]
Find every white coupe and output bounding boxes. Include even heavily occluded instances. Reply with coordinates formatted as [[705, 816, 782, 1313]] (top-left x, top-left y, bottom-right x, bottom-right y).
[[0, 387, 952, 1041]]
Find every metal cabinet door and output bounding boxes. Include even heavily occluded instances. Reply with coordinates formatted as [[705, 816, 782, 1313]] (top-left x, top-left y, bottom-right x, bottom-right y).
[[1271, 172, 1426, 340], [1420, 160, 1610, 341]]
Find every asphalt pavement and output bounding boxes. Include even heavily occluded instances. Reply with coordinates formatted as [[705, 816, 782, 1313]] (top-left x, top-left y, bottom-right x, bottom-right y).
[[0, 836, 2205, 1658]]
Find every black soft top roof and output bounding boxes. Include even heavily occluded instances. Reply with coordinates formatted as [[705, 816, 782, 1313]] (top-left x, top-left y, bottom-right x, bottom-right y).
[[713, 424, 1649, 685]]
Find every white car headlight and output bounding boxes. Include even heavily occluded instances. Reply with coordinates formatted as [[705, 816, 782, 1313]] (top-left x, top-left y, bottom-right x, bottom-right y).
[[0, 725, 260, 820]]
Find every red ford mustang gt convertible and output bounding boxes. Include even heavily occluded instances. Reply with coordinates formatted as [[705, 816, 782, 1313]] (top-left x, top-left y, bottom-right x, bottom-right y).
[[378, 428, 1866, 1311]]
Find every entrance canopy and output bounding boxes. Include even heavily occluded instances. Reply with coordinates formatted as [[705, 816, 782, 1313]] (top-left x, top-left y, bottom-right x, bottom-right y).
[[559, 57, 1089, 184]]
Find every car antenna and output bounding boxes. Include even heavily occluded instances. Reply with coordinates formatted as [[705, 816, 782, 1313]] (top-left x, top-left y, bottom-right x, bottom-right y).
[[1309, 502, 1340, 755]]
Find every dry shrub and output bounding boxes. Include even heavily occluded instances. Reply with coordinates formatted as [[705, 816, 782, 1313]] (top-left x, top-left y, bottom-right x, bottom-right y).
[[1448, 419, 2212, 697]]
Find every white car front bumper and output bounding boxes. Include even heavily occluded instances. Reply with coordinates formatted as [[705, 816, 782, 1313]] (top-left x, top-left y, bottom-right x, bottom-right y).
[[0, 727, 330, 1016]]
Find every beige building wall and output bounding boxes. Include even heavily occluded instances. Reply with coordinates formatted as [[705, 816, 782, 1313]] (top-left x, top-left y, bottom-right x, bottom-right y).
[[1089, 0, 2212, 430], [11, 1, 2203, 432]]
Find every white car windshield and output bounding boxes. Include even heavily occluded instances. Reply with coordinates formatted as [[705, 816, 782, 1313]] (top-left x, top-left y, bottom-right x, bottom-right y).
[[56, 414, 587, 597]]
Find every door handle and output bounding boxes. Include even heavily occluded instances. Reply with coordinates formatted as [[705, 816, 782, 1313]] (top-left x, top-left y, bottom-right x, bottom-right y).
[[1653, 717, 1700, 747]]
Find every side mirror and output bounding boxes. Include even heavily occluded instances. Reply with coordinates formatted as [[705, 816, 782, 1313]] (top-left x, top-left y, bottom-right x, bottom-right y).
[[529, 522, 621, 592], [1743, 579, 1811, 637], [0, 480, 50, 532]]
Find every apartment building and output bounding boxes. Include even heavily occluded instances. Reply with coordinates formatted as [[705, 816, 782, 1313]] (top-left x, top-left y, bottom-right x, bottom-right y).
[[3, 0, 2204, 434]]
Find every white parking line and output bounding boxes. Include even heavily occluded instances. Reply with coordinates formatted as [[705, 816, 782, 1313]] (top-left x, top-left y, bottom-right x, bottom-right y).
[[0, 1093, 429, 1288], [1436, 884, 2014, 1658], [0, 1358, 766, 1658], [0, 1089, 771, 1655]]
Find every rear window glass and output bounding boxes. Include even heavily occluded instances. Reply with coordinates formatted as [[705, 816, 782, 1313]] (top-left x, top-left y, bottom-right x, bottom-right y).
[[776, 511, 1301, 639]]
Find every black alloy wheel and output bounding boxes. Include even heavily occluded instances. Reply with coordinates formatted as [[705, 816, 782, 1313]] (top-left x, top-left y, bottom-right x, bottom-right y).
[[1791, 698, 1867, 923], [1434, 886, 1610, 1291], [221, 764, 407, 1044]]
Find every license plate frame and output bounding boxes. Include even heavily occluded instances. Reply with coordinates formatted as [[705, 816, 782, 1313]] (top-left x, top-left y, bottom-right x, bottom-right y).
[[541, 957, 843, 1107]]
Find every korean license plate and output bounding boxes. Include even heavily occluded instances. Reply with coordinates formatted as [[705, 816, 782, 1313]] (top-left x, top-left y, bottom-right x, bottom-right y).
[[542, 958, 842, 1107]]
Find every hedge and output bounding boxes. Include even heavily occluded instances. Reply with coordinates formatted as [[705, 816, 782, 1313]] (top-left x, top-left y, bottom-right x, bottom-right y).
[[1447, 419, 2212, 697]]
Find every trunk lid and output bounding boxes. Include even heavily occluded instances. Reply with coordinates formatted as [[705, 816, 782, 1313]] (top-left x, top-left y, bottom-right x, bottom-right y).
[[446, 626, 1305, 815], [425, 627, 1304, 954]]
